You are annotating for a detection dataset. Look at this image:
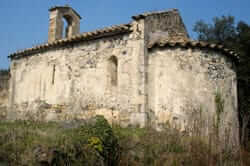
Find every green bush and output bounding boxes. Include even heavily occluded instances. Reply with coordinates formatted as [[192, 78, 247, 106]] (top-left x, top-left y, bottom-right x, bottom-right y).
[[0, 116, 120, 166], [0, 116, 242, 166], [79, 115, 120, 166]]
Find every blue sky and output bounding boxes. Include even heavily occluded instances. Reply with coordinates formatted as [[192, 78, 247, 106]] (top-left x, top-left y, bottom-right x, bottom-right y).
[[0, 0, 249, 69]]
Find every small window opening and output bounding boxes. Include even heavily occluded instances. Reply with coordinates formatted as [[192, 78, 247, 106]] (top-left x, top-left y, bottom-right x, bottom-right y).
[[52, 65, 56, 85], [108, 56, 118, 86]]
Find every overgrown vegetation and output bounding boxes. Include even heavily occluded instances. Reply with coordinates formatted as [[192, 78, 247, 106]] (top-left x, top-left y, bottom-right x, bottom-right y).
[[0, 115, 247, 166], [0, 116, 119, 166]]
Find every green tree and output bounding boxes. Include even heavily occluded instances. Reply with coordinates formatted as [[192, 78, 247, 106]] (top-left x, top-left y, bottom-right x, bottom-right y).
[[193, 16, 250, 146], [193, 16, 237, 43]]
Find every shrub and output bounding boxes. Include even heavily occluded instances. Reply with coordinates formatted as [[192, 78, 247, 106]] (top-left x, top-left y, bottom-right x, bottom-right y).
[[0, 116, 120, 166], [0, 116, 243, 166]]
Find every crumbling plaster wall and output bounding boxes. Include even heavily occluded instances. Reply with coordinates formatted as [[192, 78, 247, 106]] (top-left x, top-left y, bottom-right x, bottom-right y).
[[147, 47, 239, 147], [8, 19, 148, 126]]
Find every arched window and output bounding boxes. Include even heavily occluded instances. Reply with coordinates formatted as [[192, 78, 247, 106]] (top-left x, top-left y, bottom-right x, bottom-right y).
[[108, 56, 118, 86]]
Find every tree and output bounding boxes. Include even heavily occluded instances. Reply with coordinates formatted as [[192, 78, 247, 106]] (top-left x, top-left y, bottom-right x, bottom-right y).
[[236, 21, 250, 146], [193, 16, 237, 44], [193, 16, 250, 146]]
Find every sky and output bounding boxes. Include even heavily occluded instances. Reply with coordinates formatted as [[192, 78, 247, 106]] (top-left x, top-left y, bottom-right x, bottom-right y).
[[0, 0, 249, 69]]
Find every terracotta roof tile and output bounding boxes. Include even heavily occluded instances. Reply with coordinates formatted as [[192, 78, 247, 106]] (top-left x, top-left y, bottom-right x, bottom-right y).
[[9, 23, 132, 59], [148, 40, 239, 63]]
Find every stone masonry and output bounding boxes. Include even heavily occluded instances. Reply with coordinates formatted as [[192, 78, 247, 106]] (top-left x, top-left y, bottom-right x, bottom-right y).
[[0, 70, 9, 119], [6, 6, 240, 149]]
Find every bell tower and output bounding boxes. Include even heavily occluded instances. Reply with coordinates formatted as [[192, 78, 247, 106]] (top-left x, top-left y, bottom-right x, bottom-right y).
[[48, 5, 81, 42]]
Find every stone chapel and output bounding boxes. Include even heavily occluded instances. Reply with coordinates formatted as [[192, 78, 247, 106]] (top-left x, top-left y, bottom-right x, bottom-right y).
[[5, 6, 239, 146]]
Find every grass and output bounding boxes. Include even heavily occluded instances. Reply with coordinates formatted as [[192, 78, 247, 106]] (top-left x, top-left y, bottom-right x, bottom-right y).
[[0, 116, 247, 166], [0, 117, 119, 166]]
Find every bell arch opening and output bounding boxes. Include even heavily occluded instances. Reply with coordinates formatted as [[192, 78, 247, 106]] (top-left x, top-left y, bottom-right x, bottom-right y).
[[63, 15, 73, 38]]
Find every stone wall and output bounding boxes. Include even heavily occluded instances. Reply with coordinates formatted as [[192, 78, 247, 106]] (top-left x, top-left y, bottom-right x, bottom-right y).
[[145, 9, 189, 46], [0, 70, 9, 119], [8, 19, 149, 127], [148, 47, 239, 147]]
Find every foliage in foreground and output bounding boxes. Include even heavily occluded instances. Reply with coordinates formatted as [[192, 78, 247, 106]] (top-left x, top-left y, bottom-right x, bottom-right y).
[[0, 116, 119, 166], [0, 116, 248, 166]]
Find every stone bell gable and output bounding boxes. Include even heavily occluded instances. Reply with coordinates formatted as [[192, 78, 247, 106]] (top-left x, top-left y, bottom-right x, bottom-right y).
[[48, 6, 81, 42]]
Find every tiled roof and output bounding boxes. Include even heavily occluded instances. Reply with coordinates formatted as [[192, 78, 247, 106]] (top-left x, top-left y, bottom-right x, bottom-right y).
[[148, 40, 239, 63], [9, 24, 132, 59], [148, 31, 189, 47], [132, 9, 179, 20]]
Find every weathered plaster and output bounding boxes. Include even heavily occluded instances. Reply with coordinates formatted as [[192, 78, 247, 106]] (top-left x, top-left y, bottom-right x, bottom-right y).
[[9, 20, 148, 127], [147, 47, 239, 147]]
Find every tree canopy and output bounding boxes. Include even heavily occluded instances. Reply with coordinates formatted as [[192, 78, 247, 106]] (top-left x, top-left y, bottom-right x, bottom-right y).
[[193, 16, 237, 44]]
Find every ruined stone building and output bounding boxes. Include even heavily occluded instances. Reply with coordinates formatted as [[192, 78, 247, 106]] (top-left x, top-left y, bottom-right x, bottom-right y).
[[3, 6, 240, 146], [0, 70, 9, 119]]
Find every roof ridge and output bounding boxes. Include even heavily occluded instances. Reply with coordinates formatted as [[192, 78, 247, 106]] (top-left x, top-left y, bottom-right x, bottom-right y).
[[9, 23, 132, 59], [148, 39, 239, 63], [132, 8, 179, 20]]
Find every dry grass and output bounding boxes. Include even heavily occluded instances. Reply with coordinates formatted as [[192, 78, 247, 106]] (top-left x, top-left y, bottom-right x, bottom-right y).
[[114, 124, 242, 166], [0, 117, 246, 166]]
